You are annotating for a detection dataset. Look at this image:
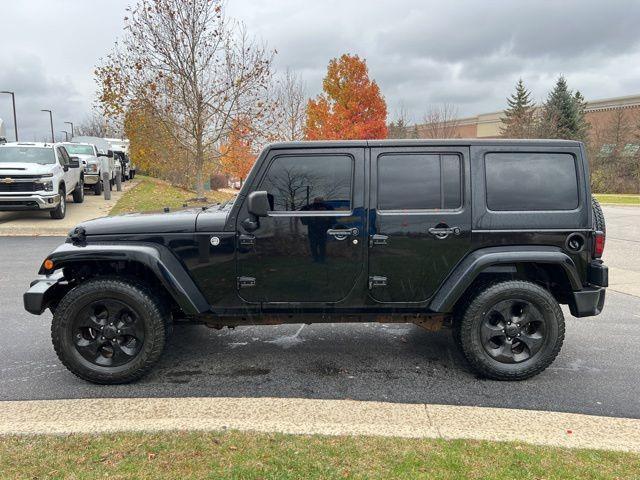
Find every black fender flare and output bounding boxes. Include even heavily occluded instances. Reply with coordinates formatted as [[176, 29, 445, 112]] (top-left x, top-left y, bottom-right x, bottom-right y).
[[41, 242, 210, 315], [429, 246, 583, 313]]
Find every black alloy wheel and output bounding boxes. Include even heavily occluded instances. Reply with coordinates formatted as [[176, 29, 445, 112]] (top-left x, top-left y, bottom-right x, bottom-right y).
[[457, 280, 564, 380], [480, 298, 546, 363], [52, 278, 169, 384], [72, 299, 145, 367]]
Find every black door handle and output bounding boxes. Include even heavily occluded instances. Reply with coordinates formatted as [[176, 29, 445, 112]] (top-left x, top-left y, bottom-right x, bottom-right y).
[[428, 226, 461, 239], [327, 227, 359, 240]]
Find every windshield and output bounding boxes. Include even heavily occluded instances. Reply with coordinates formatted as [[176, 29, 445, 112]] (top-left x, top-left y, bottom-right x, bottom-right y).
[[64, 144, 94, 156], [0, 147, 56, 164]]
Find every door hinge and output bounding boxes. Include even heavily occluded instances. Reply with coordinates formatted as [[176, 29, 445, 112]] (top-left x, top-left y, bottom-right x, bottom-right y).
[[237, 276, 256, 288], [238, 234, 255, 247], [368, 275, 388, 289], [369, 234, 389, 247]]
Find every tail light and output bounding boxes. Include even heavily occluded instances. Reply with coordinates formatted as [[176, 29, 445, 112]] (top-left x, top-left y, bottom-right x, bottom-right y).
[[593, 231, 605, 258]]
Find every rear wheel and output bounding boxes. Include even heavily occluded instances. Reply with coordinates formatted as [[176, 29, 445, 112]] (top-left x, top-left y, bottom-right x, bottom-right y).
[[49, 187, 66, 219], [457, 280, 564, 380], [51, 278, 170, 384]]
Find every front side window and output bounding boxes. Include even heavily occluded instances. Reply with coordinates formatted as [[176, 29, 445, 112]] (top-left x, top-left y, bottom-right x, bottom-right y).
[[377, 153, 462, 210], [0, 147, 56, 164], [485, 152, 579, 211], [259, 155, 353, 212]]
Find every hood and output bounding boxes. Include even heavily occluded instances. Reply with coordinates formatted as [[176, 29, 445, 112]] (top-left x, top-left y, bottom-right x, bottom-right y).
[[75, 207, 205, 236], [0, 163, 55, 176], [74, 154, 97, 161]]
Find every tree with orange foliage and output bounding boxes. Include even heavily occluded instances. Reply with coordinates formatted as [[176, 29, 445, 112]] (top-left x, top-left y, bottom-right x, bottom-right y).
[[220, 118, 256, 186], [305, 54, 387, 140]]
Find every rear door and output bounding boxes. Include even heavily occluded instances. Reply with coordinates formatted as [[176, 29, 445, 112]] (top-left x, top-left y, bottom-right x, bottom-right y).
[[368, 145, 472, 303]]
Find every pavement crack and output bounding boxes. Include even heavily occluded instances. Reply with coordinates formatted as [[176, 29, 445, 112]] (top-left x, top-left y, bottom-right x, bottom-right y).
[[424, 403, 442, 438]]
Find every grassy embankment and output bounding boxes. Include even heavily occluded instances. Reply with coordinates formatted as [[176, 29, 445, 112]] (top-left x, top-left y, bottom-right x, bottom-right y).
[[110, 176, 235, 215], [1, 431, 639, 479], [594, 193, 640, 205]]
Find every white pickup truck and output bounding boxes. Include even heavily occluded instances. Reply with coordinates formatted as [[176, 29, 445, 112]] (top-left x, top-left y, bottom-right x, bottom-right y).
[[62, 142, 116, 195], [0, 142, 84, 219]]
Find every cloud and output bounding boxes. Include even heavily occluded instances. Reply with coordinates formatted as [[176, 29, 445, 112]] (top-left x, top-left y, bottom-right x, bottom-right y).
[[1, 0, 639, 134]]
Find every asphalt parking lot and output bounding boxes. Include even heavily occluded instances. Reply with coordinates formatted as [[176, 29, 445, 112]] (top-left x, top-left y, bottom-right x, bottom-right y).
[[1, 205, 638, 418]]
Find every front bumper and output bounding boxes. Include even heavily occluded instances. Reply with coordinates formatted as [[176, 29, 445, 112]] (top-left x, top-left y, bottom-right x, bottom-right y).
[[83, 173, 100, 185], [24, 271, 66, 315], [0, 193, 60, 211]]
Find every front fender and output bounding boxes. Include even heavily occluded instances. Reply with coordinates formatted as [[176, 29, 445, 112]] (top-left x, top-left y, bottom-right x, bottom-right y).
[[429, 246, 583, 313], [38, 242, 210, 315]]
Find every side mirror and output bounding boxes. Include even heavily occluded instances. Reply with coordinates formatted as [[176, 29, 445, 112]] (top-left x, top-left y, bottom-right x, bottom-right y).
[[247, 191, 271, 217], [69, 157, 80, 168], [107, 150, 114, 158]]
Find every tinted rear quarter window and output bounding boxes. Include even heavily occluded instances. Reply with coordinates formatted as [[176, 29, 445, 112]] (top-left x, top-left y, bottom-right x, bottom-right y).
[[485, 152, 579, 211]]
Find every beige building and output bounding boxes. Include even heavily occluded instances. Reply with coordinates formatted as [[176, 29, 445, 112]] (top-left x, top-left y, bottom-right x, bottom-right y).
[[415, 94, 640, 139]]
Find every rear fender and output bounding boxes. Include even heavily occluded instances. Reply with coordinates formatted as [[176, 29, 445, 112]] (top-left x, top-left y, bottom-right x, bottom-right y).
[[429, 246, 582, 313]]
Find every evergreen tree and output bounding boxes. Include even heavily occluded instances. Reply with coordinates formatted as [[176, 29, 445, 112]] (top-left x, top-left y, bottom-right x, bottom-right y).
[[539, 76, 589, 141], [500, 79, 536, 138]]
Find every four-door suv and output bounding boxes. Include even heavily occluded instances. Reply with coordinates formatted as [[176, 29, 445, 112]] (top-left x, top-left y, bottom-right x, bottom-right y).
[[61, 142, 116, 196], [0, 142, 84, 218], [24, 139, 608, 384]]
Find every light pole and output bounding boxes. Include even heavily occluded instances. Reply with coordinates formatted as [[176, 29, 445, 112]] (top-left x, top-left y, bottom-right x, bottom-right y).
[[41, 109, 54, 143], [0, 91, 19, 141], [60, 130, 69, 141], [64, 121, 74, 138]]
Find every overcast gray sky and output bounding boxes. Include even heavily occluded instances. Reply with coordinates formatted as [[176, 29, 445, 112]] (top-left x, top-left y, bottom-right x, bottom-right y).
[[1, 0, 639, 141]]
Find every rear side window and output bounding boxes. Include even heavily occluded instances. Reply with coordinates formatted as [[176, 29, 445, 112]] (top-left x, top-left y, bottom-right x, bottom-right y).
[[377, 153, 462, 210], [485, 153, 579, 211], [259, 154, 353, 212]]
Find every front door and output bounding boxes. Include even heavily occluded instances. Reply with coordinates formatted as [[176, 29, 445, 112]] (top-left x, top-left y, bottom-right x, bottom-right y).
[[368, 146, 472, 303], [237, 147, 365, 303]]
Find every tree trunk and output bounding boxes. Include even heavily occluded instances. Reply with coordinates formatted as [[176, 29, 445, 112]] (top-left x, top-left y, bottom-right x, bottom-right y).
[[195, 137, 206, 201]]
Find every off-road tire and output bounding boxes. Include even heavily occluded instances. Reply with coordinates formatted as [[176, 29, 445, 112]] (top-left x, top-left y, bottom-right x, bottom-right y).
[[49, 186, 66, 219], [51, 278, 170, 384], [592, 196, 606, 233], [72, 177, 84, 203], [94, 178, 103, 196], [458, 280, 565, 380]]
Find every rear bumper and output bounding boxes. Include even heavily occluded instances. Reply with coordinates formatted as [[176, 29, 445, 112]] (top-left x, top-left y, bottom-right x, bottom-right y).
[[568, 261, 608, 317], [0, 193, 60, 211], [23, 272, 66, 315]]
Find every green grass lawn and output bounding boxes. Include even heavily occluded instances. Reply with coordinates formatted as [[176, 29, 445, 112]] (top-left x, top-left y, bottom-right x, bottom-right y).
[[110, 176, 235, 215], [594, 193, 640, 205], [1, 430, 638, 479]]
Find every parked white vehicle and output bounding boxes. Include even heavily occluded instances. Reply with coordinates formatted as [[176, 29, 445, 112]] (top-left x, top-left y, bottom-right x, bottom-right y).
[[105, 138, 135, 180], [62, 142, 116, 196], [0, 142, 84, 219]]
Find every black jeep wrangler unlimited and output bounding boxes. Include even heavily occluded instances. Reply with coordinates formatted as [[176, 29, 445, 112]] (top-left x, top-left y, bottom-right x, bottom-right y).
[[24, 139, 608, 384]]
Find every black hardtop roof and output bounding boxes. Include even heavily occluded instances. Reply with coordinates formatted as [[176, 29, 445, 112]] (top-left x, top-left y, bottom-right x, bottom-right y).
[[267, 138, 582, 149]]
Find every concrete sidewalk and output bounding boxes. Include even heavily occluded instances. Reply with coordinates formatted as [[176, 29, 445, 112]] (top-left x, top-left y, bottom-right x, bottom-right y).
[[0, 180, 138, 236], [2, 397, 639, 453]]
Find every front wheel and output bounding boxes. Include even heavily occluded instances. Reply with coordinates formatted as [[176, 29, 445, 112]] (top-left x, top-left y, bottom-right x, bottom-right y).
[[51, 278, 170, 384], [457, 280, 565, 380], [72, 178, 84, 203], [49, 187, 66, 219]]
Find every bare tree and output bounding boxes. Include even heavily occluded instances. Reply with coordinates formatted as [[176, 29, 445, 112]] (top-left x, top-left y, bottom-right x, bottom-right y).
[[272, 69, 307, 141], [420, 103, 461, 138], [96, 0, 274, 198], [75, 113, 122, 138], [387, 104, 414, 139]]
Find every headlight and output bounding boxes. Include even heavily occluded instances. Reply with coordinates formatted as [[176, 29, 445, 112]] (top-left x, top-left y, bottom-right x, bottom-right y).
[[36, 180, 53, 192], [85, 163, 99, 173]]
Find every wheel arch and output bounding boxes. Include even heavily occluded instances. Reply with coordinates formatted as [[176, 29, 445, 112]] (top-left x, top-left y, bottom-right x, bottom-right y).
[[429, 246, 582, 314], [40, 242, 209, 316]]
